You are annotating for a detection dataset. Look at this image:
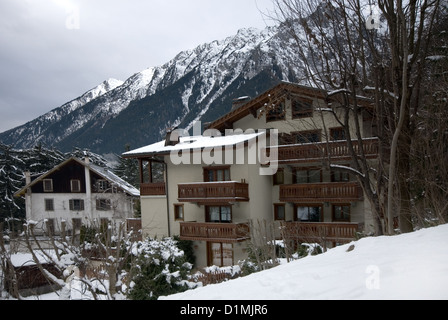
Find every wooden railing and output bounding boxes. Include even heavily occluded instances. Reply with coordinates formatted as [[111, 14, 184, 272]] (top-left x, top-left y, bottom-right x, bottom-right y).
[[263, 138, 379, 164], [179, 222, 250, 242], [140, 182, 166, 196], [280, 182, 363, 202], [178, 182, 249, 203], [281, 222, 361, 244]]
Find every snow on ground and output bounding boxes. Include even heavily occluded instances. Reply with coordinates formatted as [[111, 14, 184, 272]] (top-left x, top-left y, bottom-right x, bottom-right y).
[[161, 224, 448, 300]]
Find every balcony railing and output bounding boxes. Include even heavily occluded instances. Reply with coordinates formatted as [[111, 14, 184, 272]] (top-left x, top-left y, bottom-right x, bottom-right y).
[[178, 182, 249, 203], [281, 221, 361, 244], [263, 138, 379, 164], [140, 182, 166, 196], [179, 222, 250, 243], [280, 182, 363, 202]]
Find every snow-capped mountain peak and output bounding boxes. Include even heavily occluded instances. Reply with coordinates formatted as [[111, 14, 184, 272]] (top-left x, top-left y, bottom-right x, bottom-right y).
[[0, 24, 307, 155]]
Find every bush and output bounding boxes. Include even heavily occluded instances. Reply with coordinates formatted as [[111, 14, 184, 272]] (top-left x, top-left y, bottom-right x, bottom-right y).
[[127, 237, 195, 300]]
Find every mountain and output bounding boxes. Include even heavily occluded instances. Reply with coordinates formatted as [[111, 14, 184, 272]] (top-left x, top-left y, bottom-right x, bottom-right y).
[[0, 24, 307, 156], [0, 78, 123, 150]]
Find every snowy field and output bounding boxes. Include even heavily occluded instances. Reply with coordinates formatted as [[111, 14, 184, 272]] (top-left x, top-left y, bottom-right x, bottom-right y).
[[161, 224, 448, 300], [5, 223, 447, 301]]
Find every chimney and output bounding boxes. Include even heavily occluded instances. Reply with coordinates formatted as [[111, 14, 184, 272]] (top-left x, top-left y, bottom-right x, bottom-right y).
[[83, 151, 90, 164], [165, 127, 180, 146], [25, 171, 31, 185]]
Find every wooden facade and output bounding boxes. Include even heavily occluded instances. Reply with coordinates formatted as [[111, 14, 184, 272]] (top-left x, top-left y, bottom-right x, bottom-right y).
[[262, 138, 379, 164], [179, 222, 250, 243], [279, 182, 363, 203], [140, 182, 166, 196], [178, 182, 249, 203], [281, 221, 362, 244]]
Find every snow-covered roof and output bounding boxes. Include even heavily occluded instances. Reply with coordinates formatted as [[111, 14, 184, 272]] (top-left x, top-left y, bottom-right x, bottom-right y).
[[88, 162, 139, 197], [14, 157, 139, 197], [123, 132, 264, 157]]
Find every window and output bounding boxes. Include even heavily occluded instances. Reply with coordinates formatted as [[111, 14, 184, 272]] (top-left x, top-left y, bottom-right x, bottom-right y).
[[333, 204, 351, 222], [293, 130, 321, 144], [208, 242, 233, 267], [43, 179, 53, 192], [295, 205, 322, 222], [330, 127, 346, 141], [204, 167, 230, 182], [331, 166, 351, 182], [96, 180, 109, 192], [294, 167, 322, 184], [45, 199, 54, 211], [174, 204, 184, 221], [292, 99, 313, 119], [69, 199, 84, 211], [274, 204, 286, 221], [71, 179, 81, 192], [273, 169, 284, 185], [96, 198, 111, 211], [266, 102, 286, 122], [206, 206, 232, 223]]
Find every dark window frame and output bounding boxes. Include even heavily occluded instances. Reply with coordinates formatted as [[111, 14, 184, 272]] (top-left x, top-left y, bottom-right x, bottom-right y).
[[292, 98, 313, 119], [332, 204, 351, 222], [294, 204, 323, 222], [174, 204, 185, 221], [203, 166, 231, 182], [205, 205, 232, 223], [274, 203, 286, 221], [45, 198, 54, 211], [69, 199, 85, 211]]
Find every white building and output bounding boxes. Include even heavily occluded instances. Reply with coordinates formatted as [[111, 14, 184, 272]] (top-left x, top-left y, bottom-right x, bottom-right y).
[[123, 82, 381, 267], [15, 157, 140, 235]]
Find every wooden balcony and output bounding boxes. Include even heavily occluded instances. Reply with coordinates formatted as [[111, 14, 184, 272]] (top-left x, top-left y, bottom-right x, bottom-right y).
[[140, 182, 166, 196], [280, 182, 363, 203], [263, 138, 379, 164], [178, 182, 249, 203], [281, 221, 361, 244], [179, 222, 250, 243]]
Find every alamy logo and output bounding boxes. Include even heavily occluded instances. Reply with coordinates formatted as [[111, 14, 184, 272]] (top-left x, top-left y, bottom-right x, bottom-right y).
[[365, 5, 381, 30], [365, 265, 381, 290], [53, 0, 80, 30], [168, 121, 279, 176]]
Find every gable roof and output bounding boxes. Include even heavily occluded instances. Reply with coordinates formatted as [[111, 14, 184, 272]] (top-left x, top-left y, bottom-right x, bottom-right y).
[[15, 157, 139, 197], [207, 81, 373, 131]]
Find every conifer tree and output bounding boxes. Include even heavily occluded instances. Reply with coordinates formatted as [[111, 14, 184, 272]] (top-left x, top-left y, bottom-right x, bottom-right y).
[[0, 144, 25, 223], [114, 145, 140, 188]]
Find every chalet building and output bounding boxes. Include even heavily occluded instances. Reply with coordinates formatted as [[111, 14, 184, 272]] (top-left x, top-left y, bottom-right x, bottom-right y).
[[123, 82, 380, 267], [15, 157, 140, 236]]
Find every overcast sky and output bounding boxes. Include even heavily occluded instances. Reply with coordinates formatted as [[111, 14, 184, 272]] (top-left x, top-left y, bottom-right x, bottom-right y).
[[0, 0, 276, 133]]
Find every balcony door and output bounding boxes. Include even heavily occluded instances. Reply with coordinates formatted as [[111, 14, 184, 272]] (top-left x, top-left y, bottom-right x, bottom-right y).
[[206, 205, 232, 223], [204, 166, 230, 182], [295, 204, 322, 222], [207, 242, 233, 267]]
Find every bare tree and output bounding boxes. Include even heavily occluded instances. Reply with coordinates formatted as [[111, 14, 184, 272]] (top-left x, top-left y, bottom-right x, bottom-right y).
[[14, 218, 137, 300], [247, 219, 279, 271], [271, 0, 442, 234]]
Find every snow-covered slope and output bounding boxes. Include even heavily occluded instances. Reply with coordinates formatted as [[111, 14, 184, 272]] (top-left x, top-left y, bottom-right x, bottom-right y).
[[161, 224, 448, 300], [0, 24, 308, 155]]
